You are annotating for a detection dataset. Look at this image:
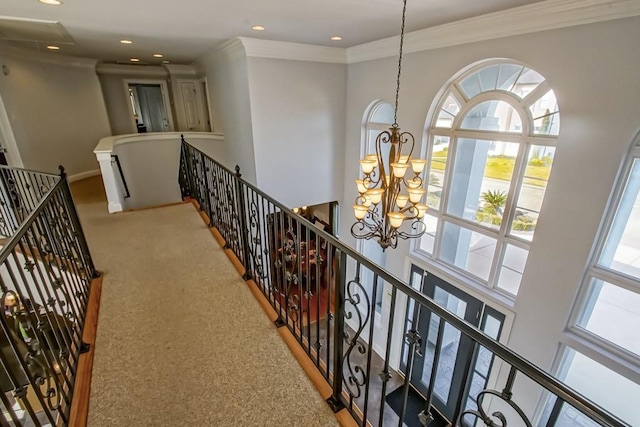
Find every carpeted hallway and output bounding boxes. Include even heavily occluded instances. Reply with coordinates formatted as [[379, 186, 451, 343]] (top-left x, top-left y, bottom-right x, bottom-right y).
[[70, 177, 339, 426]]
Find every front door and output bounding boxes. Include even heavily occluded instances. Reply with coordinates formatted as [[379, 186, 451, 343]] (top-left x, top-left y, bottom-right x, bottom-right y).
[[401, 264, 504, 422]]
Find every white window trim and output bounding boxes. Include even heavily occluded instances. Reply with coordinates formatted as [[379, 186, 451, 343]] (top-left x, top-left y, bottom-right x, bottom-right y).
[[412, 61, 559, 303], [565, 141, 640, 376]]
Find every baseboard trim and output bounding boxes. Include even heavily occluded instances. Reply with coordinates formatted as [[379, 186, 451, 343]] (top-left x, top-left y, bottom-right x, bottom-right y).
[[68, 275, 103, 427], [68, 169, 101, 183]]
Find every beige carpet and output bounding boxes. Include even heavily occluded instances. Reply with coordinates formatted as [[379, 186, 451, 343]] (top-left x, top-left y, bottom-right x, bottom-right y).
[[71, 177, 338, 427]]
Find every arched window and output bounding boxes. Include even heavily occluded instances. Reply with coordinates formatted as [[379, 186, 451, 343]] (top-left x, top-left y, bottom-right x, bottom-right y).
[[416, 61, 560, 297], [359, 101, 394, 315], [362, 101, 395, 158], [545, 133, 640, 427]]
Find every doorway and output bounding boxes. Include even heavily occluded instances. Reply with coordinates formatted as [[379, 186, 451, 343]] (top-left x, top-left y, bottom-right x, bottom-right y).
[[399, 264, 505, 423], [125, 81, 173, 133], [178, 79, 212, 132]]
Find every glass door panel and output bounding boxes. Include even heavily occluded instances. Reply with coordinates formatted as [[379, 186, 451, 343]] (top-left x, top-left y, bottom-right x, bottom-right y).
[[400, 265, 503, 423]]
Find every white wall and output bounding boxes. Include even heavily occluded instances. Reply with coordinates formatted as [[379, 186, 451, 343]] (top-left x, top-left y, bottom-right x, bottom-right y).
[[246, 57, 347, 207], [0, 51, 111, 175], [339, 15, 640, 393], [95, 132, 226, 212], [194, 41, 257, 184]]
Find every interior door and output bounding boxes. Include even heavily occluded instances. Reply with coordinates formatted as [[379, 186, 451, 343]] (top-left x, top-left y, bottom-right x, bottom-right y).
[[180, 81, 204, 132], [401, 264, 504, 422], [130, 84, 170, 132], [139, 85, 169, 132]]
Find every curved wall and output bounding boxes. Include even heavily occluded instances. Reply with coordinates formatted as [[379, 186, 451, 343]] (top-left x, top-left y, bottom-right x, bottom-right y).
[[94, 132, 225, 212]]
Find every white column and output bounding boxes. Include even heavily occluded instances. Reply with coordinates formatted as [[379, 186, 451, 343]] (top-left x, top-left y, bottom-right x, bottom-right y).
[[95, 150, 124, 213]]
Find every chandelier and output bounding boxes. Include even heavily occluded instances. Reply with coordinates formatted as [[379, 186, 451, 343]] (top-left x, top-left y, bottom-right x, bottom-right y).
[[351, 0, 427, 250]]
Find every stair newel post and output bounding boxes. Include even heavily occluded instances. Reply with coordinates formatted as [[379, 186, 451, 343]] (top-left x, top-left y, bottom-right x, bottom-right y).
[[233, 165, 252, 281], [58, 165, 99, 280], [198, 151, 211, 222], [327, 249, 347, 413], [185, 141, 198, 201], [179, 135, 190, 198], [200, 152, 214, 227]]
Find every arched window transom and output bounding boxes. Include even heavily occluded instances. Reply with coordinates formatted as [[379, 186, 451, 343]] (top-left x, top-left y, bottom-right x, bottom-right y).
[[416, 60, 560, 297]]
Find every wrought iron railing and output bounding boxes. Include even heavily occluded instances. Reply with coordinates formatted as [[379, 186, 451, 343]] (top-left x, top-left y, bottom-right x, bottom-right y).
[[0, 165, 96, 426], [179, 137, 628, 427]]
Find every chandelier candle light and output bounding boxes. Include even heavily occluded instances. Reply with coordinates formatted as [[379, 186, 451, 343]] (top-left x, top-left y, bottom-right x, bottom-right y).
[[351, 0, 427, 250]]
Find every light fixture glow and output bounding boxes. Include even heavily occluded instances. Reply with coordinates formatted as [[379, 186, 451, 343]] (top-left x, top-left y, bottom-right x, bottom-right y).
[[330, 36, 342, 41], [47, 45, 60, 50], [351, 0, 427, 250], [162, 60, 170, 64], [130, 58, 140, 62], [39, 0, 62, 5], [252, 25, 266, 31], [120, 39, 133, 44], [153, 53, 164, 58], [354, 205, 368, 220]]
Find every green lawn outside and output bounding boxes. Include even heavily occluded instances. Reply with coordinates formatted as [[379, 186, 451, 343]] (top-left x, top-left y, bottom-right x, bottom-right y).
[[430, 152, 551, 187]]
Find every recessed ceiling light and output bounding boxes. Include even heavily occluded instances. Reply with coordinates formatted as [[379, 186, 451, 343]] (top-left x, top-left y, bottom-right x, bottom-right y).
[[120, 39, 133, 44], [330, 36, 342, 41], [47, 45, 60, 50], [130, 58, 140, 62], [39, 0, 63, 5], [162, 60, 170, 64], [252, 25, 266, 31], [153, 53, 163, 58]]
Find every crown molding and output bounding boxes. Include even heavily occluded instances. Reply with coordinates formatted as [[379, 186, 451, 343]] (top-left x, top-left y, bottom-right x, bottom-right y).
[[347, 0, 640, 63], [0, 41, 97, 69], [197, 37, 245, 64], [238, 37, 347, 64], [95, 63, 168, 77], [163, 63, 197, 76]]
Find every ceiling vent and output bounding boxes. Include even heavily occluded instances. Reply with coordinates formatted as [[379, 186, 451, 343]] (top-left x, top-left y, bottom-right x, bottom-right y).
[[0, 16, 74, 44]]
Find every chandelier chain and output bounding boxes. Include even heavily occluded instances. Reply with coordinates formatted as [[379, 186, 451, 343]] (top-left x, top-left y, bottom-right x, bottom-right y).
[[393, 0, 408, 127]]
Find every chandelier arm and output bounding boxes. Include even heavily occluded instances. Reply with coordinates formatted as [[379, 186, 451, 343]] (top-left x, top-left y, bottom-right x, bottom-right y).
[[396, 220, 427, 240], [398, 204, 419, 219], [402, 175, 423, 187], [375, 130, 391, 188], [351, 221, 382, 240], [399, 131, 415, 160]]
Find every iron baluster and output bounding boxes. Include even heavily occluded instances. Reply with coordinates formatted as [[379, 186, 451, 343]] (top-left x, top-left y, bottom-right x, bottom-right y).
[[362, 270, 379, 424], [398, 294, 423, 427], [274, 206, 288, 327], [313, 235, 321, 367], [378, 286, 398, 424], [233, 166, 251, 280], [16, 238, 76, 396], [327, 249, 347, 413], [1, 264, 59, 426], [419, 318, 446, 426], [545, 396, 566, 427], [325, 242, 333, 382], [453, 340, 480, 426], [201, 154, 213, 227], [58, 167, 98, 279]]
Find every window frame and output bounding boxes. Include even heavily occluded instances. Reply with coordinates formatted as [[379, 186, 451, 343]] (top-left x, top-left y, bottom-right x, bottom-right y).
[[567, 140, 640, 369], [412, 60, 559, 301]]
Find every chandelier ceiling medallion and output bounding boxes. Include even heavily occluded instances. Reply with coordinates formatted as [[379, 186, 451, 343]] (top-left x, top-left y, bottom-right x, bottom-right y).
[[351, 0, 427, 250]]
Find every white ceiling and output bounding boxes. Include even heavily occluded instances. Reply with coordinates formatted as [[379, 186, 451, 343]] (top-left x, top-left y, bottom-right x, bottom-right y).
[[1, 0, 546, 64]]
